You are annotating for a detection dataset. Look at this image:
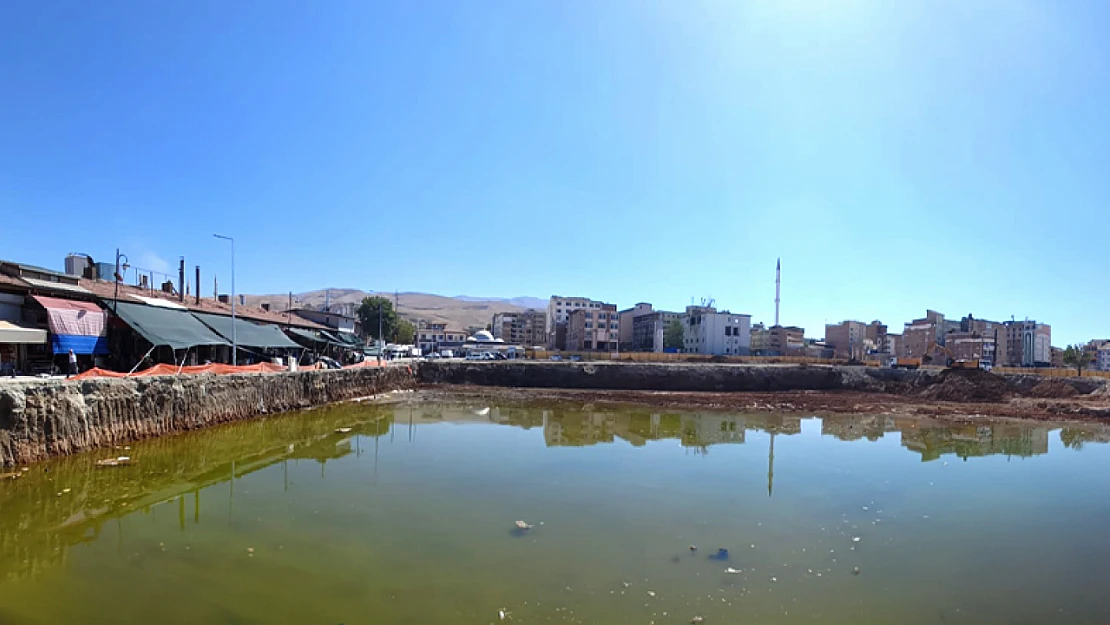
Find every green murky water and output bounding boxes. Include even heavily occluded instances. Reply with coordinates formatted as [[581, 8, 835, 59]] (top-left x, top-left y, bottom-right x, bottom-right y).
[[2, 399, 1110, 624]]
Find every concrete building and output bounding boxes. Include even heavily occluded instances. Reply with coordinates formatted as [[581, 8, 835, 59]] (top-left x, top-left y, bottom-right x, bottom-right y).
[[866, 321, 888, 353], [566, 303, 619, 351], [620, 303, 681, 352], [769, 325, 805, 355], [547, 296, 612, 347], [680, 306, 751, 356], [492, 309, 547, 347], [1004, 320, 1051, 367], [618, 303, 653, 350], [1098, 344, 1110, 372], [291, 309, 356, 334], [416, 321, 467, 354], [750, 323, 771, 355], [824, 320, 869, 360], [902, 310, 952, 362], [885, 333, 902, 357]]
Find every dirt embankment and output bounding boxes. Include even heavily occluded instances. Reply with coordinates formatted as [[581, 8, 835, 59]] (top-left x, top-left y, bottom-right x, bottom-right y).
[[0, 366, 416, 467], [416, 362, 1110, 422]]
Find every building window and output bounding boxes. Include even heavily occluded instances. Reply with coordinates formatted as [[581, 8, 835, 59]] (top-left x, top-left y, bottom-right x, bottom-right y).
[[585, 322, 592, 328]]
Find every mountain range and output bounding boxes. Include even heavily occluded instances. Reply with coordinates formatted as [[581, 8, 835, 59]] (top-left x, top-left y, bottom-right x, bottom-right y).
[[243, 290, 546, 330]]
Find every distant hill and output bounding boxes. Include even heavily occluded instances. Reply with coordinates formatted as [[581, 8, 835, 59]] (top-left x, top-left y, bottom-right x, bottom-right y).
[[243, 290, 540, 330], [453, 295, 547, 310]]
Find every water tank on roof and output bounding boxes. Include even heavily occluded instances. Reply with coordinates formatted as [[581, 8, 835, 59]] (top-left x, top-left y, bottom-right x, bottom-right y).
[[65, 254, 90, 277], [95, 262, 116, 281]]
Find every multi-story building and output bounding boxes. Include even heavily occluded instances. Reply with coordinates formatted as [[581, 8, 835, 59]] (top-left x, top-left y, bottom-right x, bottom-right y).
[[902, 310, 948, 360], [1004, 320, 1051, 367], [1052, 346, 1066, 369], [865, 321, 888, 354], [618, 303, 653, 349], [769, 325, 805, 355], [416, 321, 467, 354], [547, 296, 611, 347], [824, 320, 869, 360], [566, 303, 619, 351], [1098, 343, 1110, 372], [750, 323, 771, 355], [491, 310, 546, 346], [885, 333, 902, 358], [679, 306, 751, 356], [621, 304, 681, 352]]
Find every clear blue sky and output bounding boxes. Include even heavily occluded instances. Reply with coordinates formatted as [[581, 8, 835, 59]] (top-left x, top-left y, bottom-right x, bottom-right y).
[[2, 1, 1108, 344]]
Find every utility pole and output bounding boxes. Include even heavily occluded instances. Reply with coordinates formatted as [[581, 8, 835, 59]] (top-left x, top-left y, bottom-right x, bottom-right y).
[[213, 234, 236, 366], [377, 300, 383, 365]]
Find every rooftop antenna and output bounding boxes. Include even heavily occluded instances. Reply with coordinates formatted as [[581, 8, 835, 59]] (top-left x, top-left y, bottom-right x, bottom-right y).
[[774, 258, 781, 327]]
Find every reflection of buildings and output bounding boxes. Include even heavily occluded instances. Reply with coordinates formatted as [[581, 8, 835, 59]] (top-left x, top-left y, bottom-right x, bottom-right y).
[[898, 421, 1050, 462], [821, 415, 898, 441]]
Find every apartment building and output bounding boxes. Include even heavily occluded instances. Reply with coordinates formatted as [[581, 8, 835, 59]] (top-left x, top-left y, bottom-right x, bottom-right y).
[[885, 333, 902, 357], [769, 325, 805, 355], [491, 309, 547, 346], [618, 303, 653, 349], [902, 310, 949, 360], [681, 306, 751, 356], [750, 323, 771, 355], [824, 320, 869, 360], [416, 321, 467, 354], [1098, 343, 1110, 372], [565, 303, 619, 351], [547, 296, 612, 347], [621, 304, 681, 352], [1005, 320, 1051, 367]]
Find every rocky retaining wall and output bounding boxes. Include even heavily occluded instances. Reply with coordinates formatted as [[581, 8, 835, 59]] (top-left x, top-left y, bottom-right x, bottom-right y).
[[416, 361, 937, 392], [0, 366, 415, 467]]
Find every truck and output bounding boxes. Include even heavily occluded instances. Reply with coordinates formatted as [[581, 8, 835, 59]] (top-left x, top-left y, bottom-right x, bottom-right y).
[[890, 357, 922, 370]]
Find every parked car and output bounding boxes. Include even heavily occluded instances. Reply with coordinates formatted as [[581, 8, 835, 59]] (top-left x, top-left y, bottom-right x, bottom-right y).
[[466, 352, 485, 361], [570, 355, 582, 362], [550, 355, 562, 361]]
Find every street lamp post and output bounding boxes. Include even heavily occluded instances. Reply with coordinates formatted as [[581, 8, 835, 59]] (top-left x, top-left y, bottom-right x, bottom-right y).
[[213, 234, 236, 365], [113, 248, 130, 312]]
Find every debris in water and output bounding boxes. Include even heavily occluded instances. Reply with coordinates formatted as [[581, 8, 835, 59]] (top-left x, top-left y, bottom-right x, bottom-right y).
[[647, 591, 656, 597], [247, 547, 255, 555], [708, 548, 729, 561], [852, 536, 861, 543], [725, 567, 741, 574], [514, 520, 533, 530], [0, 472, 21, 481], [691, 616, 705, 624], [852, 567, 861, 576], [335, 427, 352, 434], [96, 456, 132, 467], [689, 545, 698, 552], [497, 608, 510, 620]]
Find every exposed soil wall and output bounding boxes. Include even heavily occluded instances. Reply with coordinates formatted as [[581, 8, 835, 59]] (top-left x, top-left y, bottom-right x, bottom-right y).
[[0, 366, 415, 467], [417, 361, 940, 392]]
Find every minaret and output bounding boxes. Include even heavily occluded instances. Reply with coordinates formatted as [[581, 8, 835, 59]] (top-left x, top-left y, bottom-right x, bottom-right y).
[[774, 258, 781, 327], [767, 432, 776, 497]]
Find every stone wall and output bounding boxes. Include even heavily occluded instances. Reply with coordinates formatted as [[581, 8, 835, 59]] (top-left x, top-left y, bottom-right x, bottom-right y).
[[0, 366, 415, 467]]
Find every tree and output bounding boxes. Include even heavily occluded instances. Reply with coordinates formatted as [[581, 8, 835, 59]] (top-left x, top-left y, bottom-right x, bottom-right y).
[[1062, 343, 1094, 377], [392, 318, 415, 345], [664, 319, 685, 351], [358, 296, 399, 341]]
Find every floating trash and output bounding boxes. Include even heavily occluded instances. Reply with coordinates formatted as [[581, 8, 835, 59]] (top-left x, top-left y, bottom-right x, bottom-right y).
[[335, 427, 352, 434], [691, 616, 705, 624], [96, 456, 132, 467], [708, 548, 730, 561], [725, 567, 741, 574], [514, 520, 533, 530]]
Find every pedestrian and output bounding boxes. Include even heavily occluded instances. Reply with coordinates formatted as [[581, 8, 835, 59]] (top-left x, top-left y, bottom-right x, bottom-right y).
[[67, 349, 78, 378]]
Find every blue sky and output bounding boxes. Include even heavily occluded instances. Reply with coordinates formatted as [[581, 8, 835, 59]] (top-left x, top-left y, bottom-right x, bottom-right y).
[[2, 0, 1108, 344]]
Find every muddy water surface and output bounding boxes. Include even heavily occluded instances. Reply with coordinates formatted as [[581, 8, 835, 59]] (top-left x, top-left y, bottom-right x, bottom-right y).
[[2, 399, 1109, 624]]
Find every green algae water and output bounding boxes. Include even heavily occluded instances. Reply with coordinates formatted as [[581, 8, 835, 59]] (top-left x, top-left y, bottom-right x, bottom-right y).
[[2, 399, 1110, 624]]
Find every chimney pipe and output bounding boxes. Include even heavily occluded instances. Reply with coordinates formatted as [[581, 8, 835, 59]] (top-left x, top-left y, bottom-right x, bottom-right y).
[[178, 257, 185, 302], [195, 266, 201, 305]]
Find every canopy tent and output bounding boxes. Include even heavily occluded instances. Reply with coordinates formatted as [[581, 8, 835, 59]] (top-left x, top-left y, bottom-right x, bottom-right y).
[[193, 313, 301, 349], [333, 331, 363, 347], [0, 320, 46, 345], [33, 295, 108, 354], [109, 301, 229, 350]]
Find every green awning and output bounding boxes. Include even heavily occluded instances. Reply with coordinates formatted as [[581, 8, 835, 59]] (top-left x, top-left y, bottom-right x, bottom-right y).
[[109, 301, 229, 350], [334, 331, 362, 346], [287, 328, 328, 345], [192, 313, 301, 349]]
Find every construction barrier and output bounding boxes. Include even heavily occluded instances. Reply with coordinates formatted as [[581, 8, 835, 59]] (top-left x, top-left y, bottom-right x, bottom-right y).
[[73, 362, 300, 380], [992, 366, 1110, 379]]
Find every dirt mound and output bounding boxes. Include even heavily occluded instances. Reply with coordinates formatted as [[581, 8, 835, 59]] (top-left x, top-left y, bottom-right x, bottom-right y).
[[1027, 379, 1080, 399], [919, 369, 1013, 403]]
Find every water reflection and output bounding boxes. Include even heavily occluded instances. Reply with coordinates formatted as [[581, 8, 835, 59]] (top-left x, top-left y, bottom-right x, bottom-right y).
[[2, 398, 1109, 586]]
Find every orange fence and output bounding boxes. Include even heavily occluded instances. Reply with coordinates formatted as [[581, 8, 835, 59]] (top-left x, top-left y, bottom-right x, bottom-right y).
[[992, 366, 1110, 379], [72, 358, 390, 380]]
